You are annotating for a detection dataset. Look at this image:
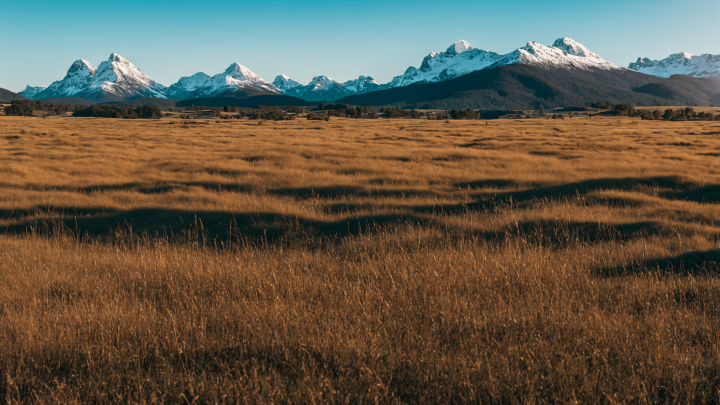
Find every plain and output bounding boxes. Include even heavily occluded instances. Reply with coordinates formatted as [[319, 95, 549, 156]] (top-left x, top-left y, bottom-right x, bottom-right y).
[[1, 115, 720, 403]]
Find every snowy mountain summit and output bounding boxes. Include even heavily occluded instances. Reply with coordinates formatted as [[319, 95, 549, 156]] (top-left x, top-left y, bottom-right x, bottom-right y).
[[629, 52, 720, 78], [21, 54, 166, 101], [387, 37, 623, 88]]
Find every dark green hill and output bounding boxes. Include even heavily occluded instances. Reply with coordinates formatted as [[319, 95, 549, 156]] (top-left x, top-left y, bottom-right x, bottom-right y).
[[40, 97, 96, 105], [0, 87, 28, 102], [103, 97, 179, 108], [337, 65, 720, 109], [177, 95, 314, 108]]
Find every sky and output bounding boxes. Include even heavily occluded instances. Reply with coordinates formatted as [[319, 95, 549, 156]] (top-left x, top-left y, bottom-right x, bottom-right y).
[[2, 0, 719, 92]]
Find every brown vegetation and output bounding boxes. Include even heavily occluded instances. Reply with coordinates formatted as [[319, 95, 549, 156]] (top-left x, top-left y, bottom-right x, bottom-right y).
[[1, 115, 720, 403]]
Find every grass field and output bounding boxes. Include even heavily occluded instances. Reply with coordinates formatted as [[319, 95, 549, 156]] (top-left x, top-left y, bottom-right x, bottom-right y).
[[1, 115, 720, 403]]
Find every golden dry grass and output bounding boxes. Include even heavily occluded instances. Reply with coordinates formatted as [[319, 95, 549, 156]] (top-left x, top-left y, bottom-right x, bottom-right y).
[[1, 115, 720, 403]]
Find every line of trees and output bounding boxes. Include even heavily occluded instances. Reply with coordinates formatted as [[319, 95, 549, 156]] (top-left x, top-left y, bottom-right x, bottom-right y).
[[640, 107, 717, 121], [2, 100, 76, 116], [72, 105, 162, 119], [591, 102, 718, 121]]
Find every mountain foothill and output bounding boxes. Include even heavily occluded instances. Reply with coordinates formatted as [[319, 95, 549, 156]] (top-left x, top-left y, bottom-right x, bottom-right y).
[[7, 38, 720, 109]]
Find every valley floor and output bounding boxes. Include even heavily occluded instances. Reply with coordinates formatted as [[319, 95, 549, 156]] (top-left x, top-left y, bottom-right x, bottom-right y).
[[1, 116, 719, 402]]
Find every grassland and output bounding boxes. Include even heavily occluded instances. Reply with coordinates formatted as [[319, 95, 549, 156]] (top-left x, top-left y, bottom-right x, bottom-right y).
[[1, 115, 720, 403]]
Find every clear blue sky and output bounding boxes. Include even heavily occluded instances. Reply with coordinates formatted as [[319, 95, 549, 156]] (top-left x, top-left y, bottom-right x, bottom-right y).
[[2, 0, 719, 92]]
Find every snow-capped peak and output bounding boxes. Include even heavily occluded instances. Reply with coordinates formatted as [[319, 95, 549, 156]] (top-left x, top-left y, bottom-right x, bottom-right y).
[[224, 63, 263, 82], [109, 53, 129, 63], [679, 52, 695, 60], [448, 40, 475, 54]]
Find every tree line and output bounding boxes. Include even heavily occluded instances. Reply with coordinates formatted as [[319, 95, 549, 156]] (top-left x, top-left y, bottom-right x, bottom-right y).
[[591, 102, 718, 121], [2, 100, 76, 116], [72, 105, 162, 119]]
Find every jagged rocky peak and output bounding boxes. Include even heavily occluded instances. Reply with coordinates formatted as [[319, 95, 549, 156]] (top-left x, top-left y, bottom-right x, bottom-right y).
[[309, 76, 339, 88], [67, 59, 97, 77], [109, 53, 129, 63]]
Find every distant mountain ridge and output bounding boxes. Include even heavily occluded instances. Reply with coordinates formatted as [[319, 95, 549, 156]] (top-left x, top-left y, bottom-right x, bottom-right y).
[[629, 52, 720, 78], [338, 63, 720, 109], [272, 75, 384, 102], [165, 72, 211, 100], [186, 63, 279, 99]]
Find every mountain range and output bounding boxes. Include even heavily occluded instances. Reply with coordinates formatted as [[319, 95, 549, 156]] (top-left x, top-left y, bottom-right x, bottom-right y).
[[13, 38, 720, 108]]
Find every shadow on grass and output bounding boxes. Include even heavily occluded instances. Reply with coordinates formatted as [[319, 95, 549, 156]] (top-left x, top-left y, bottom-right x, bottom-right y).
[[407, 176, 716, 215], [1, 208, 434, 244], [459, 176, 712, 203], [0, 176, 715, 245], [1, 204, 667, 248], [1, 176, 717, 204], [599, 249, 720, 277]]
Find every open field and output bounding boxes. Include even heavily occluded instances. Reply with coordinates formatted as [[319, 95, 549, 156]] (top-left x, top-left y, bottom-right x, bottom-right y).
[[1, 115, 720, 403]]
